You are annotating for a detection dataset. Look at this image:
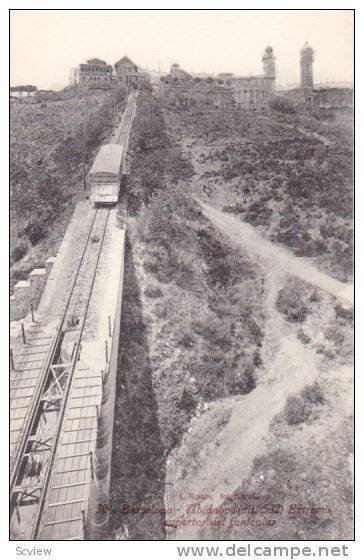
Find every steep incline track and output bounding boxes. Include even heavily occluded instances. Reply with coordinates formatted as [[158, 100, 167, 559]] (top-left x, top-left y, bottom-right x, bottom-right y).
[[10, 87, 139, 542], [10, 209, 110, 540]]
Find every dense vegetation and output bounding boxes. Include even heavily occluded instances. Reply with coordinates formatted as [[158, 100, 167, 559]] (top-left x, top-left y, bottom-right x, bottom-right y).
[[121, 92, 265, 448], [110, 93, 267, 539], [164, 100, 353, 282], [10, 87, 126, 267], [125, 93, 194, 214]]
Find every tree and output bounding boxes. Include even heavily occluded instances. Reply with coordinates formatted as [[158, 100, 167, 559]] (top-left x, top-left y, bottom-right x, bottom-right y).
[[53, 133, 83, 188], [36, 173, 66, 219], [10, 162, 39, 227], [24, 85, 38, 96]]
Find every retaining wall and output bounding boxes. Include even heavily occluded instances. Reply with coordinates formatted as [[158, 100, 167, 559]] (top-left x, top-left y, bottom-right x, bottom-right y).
[[10, 257, 56, 322], [86, 226, 126, 539]]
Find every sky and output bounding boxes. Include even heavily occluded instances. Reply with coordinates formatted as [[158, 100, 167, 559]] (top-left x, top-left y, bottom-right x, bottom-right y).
[[10, 9, 354, 90]]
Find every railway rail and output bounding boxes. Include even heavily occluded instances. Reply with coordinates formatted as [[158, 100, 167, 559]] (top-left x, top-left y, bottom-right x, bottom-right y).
[[115, 91, 138, 170], [10, 89, 138, 541], [10, 208, 110, 540]]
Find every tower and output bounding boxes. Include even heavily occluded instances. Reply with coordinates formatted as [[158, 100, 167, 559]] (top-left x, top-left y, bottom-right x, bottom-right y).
[[262, 46, 276, 91], [171, 63, 180, 80], [300, 42, 314, 90]]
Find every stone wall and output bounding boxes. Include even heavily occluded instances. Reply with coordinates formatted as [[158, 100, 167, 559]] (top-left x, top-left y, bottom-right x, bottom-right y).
[[10, 256, 56, 322]]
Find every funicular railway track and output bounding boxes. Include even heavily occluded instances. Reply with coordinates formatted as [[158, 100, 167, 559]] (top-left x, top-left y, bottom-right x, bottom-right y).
[[10, 89, 138, 541], [10, 208, 110, 540], [115, 91, 137, 168]]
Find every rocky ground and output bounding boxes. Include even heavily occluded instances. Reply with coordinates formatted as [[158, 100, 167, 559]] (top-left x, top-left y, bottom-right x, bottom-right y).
[[165, 202, 353, 540]]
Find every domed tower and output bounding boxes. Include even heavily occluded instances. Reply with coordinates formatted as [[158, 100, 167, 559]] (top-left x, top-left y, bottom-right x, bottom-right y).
[[262, 46, 276, 91], [300, 42, 314, 90]]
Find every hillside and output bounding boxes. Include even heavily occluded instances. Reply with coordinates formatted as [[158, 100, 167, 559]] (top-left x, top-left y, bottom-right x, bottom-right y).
[[9, 88, 353, 540], [164, 100, 353, 282], [110, 92, 353, 540], [110, 95, 266, 539], [10, 87, 126, 289]]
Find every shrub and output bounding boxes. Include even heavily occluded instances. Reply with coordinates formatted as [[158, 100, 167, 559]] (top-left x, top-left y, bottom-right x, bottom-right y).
[[276, 279, 311, 323], [284, 396, 310, 425], [228, 364, 256, 396], [23, 222, 46, 245], [179, 333, 195, 348], [142, 246, 176, 284], [335, 303, 353, 323], [297, 328, 311, 344], [176, 388, 197, 413], [270, 96, 296, 114], [144, 284, 162, 298], [324, 326, 345, 347], [127, 191, 143, 216], [11, 242, 28, 262], [309, 290, 320, 303], [301, 382, 325, 405], [276, 290, 308, 323]]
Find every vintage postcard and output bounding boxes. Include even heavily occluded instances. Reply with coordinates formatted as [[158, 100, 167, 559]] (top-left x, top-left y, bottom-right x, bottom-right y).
[[7, 6, 354, 552]]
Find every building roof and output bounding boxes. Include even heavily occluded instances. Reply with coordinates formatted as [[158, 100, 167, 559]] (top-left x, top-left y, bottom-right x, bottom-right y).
[[89, 144, 124, 175], [115, 55, 135, 66], [86, 58, 107, 65]]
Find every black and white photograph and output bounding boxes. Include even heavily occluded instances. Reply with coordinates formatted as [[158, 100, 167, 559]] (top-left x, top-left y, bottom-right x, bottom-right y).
[[6, 6, 355, 551]]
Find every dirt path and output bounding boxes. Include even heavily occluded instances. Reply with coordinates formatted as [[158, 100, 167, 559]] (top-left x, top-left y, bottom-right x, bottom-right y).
[[197, 199, 353, 306], [165, 199, 352, 540], [296, 126, 333, 146], [168, 279, 319, 539], [277, 120, 333, 147]]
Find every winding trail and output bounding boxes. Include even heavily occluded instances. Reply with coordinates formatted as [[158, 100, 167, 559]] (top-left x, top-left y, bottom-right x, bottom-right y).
[[165, 199, 352, 540], [197, 199, 353, 306]]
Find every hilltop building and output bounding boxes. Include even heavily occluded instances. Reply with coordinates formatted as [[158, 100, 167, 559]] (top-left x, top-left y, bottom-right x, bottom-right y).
[[300, 42, 314, 93], [77, 58, 113, 87], [163, 46, 276, 109], [279, 43, 352, 108], [114, 55, 149, 87], [170, 63, 192, 81], [74, 55, 149, 90]]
